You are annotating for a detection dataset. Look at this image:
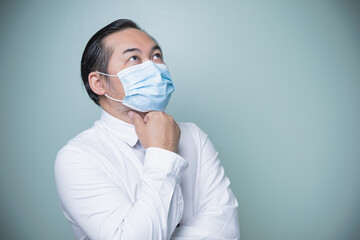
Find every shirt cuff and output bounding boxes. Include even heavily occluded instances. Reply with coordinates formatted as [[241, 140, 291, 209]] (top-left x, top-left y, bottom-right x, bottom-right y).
[[144, 147, 189, 180]]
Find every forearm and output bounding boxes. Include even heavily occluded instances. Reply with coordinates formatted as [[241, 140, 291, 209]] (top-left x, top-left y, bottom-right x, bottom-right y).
[[169, 123, 240, 239], [119, 183, 180, 239], [120, 148, 187, 239], [55, 147, 188, 240], [170, 194, 239, 240]]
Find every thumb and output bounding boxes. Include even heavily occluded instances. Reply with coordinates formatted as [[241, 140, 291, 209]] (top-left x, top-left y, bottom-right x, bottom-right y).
[[128, 111, 145, 131]]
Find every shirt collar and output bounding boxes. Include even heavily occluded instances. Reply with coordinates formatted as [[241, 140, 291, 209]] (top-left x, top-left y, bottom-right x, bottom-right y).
[[100, 110, 139, 147]]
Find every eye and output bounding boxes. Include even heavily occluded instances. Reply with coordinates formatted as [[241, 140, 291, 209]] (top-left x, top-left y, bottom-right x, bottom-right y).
[[153, 53, 162, 60], [129, 56, 139, 62]]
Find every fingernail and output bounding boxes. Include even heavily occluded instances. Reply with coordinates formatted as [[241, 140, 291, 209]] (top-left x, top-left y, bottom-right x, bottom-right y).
[[128, 111, 134, 119]]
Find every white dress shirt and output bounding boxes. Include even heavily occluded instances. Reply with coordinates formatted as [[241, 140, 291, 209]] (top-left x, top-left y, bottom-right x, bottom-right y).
[[54, 110, 240, 240]]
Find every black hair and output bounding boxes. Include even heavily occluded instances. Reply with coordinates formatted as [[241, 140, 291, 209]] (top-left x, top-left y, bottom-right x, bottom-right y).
[[81, 19, 141, 105]]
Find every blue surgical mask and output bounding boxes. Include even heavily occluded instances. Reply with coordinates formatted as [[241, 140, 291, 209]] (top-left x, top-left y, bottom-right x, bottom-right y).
[[96, 60, 174, 112]]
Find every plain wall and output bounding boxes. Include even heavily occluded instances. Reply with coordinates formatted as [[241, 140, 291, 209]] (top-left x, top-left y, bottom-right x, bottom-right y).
[[0, 0, 359, 239]]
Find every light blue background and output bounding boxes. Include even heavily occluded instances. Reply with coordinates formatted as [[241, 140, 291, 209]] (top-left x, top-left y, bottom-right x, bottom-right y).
[[1, 0, 359, 239]]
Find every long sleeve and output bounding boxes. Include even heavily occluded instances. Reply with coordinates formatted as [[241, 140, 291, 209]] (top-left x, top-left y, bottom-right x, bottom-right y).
[[171, 125, 240, 240], [55, 146, 188, 240]]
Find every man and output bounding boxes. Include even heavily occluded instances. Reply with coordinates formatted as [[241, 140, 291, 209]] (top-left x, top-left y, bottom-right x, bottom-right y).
[[55, 19, 240, 240]]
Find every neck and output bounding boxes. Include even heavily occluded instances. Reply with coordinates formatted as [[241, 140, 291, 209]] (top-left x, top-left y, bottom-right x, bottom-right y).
[[100, 99, 146, 124]]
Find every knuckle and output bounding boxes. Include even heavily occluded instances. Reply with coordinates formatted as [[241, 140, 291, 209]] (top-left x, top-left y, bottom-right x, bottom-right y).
[[166, 114, 174, 122], [152, 112, 161, 118]]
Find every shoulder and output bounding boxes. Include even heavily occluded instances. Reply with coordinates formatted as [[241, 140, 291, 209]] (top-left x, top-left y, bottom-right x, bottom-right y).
[[178, 122, 207, 138], [58, 117, 110, 153], [177, 122, 209, 148], [178, 122, 201, 133], [55, 123, 105, 172], [58, 126, 98, 155]]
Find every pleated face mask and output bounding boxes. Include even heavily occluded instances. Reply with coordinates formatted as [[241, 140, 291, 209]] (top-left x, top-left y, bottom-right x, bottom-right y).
[[96, 60, 175, 112]]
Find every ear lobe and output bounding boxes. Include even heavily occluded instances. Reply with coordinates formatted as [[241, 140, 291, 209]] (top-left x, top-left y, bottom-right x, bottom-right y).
[[88, 72, 106, 95]]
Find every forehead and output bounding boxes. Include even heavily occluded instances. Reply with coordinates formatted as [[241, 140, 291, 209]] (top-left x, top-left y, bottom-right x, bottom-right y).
[[103, 28, 156, 51]]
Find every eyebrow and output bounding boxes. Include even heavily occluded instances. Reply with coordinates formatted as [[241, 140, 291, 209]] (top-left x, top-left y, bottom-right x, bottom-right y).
[[122, 45, 162, 55], [152, 45, 162, 53], [122, 48, 141, 54]]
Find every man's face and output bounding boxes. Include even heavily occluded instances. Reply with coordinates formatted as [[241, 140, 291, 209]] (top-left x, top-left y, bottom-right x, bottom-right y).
[[101, 28, 164, 101]]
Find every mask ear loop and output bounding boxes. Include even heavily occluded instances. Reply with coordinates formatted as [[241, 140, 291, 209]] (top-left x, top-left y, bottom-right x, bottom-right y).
[[95, 71, 124, 102], [95, 71, 117, 77], [104, 94, 123, 103], [105, 93, 147, 112]]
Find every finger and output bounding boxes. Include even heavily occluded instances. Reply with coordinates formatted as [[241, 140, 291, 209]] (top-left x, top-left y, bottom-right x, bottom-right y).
[[143, 112, 150, 123], [143, 111, 157, 123], [128, 111, 145, 131], [144, 111, 156, 117], [144, 115, 149, 123]]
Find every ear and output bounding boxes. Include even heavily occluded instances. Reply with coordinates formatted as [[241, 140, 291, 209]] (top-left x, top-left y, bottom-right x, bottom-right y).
[[88, 72, 106, 95]]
